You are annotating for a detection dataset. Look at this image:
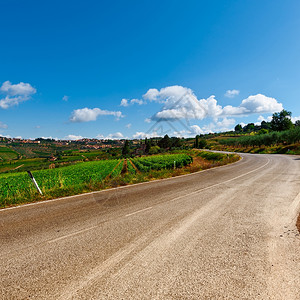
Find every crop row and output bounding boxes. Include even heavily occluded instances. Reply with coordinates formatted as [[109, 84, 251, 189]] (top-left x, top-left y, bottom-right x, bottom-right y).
[[131, 154, 192, 172]]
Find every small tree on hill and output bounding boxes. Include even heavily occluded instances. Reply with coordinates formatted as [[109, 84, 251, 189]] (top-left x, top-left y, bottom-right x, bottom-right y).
[[270, 109, 293, 131], [194, 135, 199, 148], [234, 124, 242, 132], [198, 139, 207, 149], [122, 140, 130, 156]]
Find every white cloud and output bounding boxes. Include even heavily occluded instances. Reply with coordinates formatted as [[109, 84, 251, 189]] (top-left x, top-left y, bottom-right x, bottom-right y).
[[145, 86, 282, 121], [0, 121, 8, 129], [70, 107, 124, 122], [222, 105, 247, 115], [65, 134, 83, 140], [225, 89, 240, 98], [120, 99, 128, 107], [141, 86, 283, 122], [62, 95, 69, 101], [143, 88, 160, 101], [0, 81, 36, 109], [41, 136, 58, 140], [144, 118, 151, 123], [257, 115, 272, 122], [292, 116, 300, 123], [222, 94, 282, 116], [188, 118, 236, 137], [120, 98, 145, 106], [132, 131, 162, 139], [215, 118, 236, 132], [148, 86, 208, 121], [126, 123, 132, 128], [96, 132, 124, 140], [130, 99, 144, 105], [190, 125, 204, 135], [238, 94, 283, 114], [0, 81, 36, 96], [14, 136, 22, 139]]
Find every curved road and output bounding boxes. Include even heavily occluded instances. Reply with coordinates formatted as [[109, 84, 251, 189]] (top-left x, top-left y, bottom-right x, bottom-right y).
[[1, 153, 300, 299]]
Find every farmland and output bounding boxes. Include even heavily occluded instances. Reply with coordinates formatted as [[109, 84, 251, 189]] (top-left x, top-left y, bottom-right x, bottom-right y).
[[0, 159, 123, 207], [131, 154, 193, 172], [0, 151, 240, 208]]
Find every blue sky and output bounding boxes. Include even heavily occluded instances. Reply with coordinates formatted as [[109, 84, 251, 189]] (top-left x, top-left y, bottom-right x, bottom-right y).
[[1, 0, 300, 140]]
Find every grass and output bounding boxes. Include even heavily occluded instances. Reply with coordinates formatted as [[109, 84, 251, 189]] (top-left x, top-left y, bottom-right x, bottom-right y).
[[0, 151, 240, 208], [0, 146, 19, 161]]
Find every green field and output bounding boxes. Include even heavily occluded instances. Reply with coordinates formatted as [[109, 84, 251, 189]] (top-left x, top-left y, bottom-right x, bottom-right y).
[[0, 159, 123, 207], [131, 154, 192, 172], [0, 152, 239, 208], [0, 154, 194, 207], [0, 146, 19, 161]]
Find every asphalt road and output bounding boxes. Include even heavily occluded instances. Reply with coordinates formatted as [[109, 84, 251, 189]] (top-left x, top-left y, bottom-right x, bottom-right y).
[[1, 153, 300, 299]]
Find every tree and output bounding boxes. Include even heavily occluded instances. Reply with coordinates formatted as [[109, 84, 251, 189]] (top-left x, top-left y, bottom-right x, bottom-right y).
[[234, 124, 242, 132], [295, 120, 300, 127], [158, 134, 171, 149], [261, 120, 271, 130], [122, 140, 130, 156], [270, 109, 293, 131], [194, 135, 199, 148], [198, 139, 207, 149], [243, 123, 255, 132], [145, 138, 151, 153]]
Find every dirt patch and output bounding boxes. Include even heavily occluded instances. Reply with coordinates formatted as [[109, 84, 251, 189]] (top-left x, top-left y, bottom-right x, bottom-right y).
[[121, 159, 127, 174], [296, 213, 300, 233]]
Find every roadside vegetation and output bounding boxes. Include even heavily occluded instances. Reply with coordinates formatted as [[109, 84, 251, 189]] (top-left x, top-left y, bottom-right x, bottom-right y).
[[195, 109, 300, 154], [0, 151, 239, 208]]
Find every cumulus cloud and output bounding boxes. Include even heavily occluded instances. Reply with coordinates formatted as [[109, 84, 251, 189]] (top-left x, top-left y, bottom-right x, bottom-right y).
[[132, 131, 162, 139], [0, 81, 36, 109], [147, 86, 207, 121], [65, 134, 83, 140], [292, 116, 300, 123], [190, 125, 204, 135], [0, 81, 36, 96], [131, 99, 144, 105], [120, 98, 145, 106], [140, 86, 283, 121], [215, 117, 236, 131], [257, 115, 272, 122], [70, 108, 124, 122], [225, 89, 240, 98], [187, 118, 236, 137], [126, 123, 132, 128], [0, 121, 8, 129], [96, 132, 124, 140], [41, 136, 58, 140], [236, 94, 283, 114], [120, 99, 128, 107], [62, 95, 69, 101], [223, 94, 283, 116]]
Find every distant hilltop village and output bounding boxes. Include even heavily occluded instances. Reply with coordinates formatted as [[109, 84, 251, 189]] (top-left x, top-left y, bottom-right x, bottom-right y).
[[0, 136, 134, 149]]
